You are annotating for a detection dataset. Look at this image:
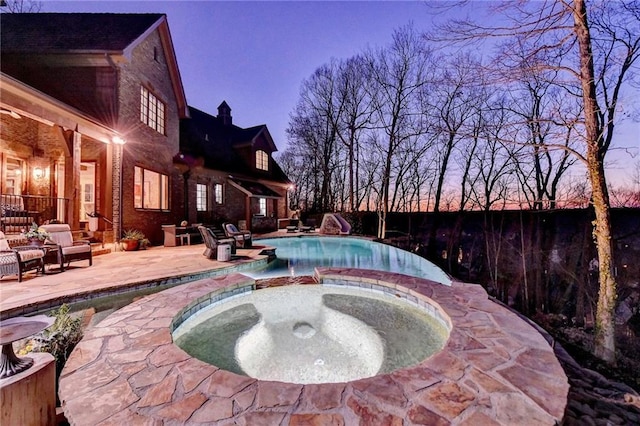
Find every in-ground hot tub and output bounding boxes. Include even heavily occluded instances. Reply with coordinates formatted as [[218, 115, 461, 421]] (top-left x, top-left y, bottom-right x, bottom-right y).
[[60, 269, 569, 424], [172, 284, 450, 384]]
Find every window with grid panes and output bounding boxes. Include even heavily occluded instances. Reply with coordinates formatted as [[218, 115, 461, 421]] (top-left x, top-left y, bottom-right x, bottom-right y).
[[196, 184, 207, 211], [256, 150, 269, 171], [140, 86, 166, 134]]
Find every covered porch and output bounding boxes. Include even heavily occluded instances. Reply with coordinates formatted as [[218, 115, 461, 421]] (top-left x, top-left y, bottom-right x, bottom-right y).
[[0, 73, 125, 242]]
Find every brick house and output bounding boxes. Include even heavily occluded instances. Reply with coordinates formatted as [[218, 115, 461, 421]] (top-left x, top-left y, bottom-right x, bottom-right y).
[[179, 102, 292, 233], [0, 13, 290, 244]]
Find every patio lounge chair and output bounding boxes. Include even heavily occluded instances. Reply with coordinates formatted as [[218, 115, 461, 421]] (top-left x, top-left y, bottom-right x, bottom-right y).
[[223, 222, 252, 248], [0, 231, 45, 281], [39, 224, 92, 271], [286, 219, 299, 233], [197, 226, 236, 260], [299, 218, 316, 233]]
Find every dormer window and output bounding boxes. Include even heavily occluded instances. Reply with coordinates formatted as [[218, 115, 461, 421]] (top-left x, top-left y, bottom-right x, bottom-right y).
[[256, 150, 269, 171]]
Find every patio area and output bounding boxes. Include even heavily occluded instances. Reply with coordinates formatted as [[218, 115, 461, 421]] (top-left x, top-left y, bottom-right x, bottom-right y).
[[0, 241, 275, 320], [3, 234, 638, 424]]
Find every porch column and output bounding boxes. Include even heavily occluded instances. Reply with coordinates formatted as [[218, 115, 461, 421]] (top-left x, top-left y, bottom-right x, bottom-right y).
[[245, 197, 251, 231], [111, 138, 125, 251], [63, 132, 81, 229]]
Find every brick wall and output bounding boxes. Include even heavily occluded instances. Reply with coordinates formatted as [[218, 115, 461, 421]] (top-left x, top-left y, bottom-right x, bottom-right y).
[[117, 29, 182, 244], [1, 116, 66, 197]]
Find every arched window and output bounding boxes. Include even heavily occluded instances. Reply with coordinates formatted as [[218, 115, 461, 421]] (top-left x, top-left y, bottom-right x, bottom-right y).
[[256, 150, 269, 171]]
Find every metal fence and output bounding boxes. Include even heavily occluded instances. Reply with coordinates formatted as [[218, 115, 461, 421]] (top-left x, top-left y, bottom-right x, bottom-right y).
[[0, 194, 69, 234]]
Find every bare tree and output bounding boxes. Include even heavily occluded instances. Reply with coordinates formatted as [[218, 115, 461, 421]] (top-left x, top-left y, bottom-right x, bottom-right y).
[[332, 56, 374, 212], [468, 96, 517, 211], [0, 0, 42, 12], [365, 25, 432, 238], [288, 63, 345, 212], [504, 49, 581, 209], [429, 53, 480, 214], [429, 0, 640, 362]]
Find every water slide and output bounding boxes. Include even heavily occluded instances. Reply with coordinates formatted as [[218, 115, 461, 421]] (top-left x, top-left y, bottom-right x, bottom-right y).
[[319, 213, 352, 235]]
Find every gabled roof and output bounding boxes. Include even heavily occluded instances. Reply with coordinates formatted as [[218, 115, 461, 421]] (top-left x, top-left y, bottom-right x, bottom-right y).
[[0, 13, 188, 118], [0, 13, 164, 52], [180, 105, 290, 184]]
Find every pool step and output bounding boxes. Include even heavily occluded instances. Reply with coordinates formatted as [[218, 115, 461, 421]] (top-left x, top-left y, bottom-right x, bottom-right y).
[[255, 275, 318, 289]]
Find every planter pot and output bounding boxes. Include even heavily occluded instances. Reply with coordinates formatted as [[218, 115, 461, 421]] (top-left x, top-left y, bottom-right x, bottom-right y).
[[121, 239, 139, 251], [88, 217, 99, 232], [28, 239, 44, 247]]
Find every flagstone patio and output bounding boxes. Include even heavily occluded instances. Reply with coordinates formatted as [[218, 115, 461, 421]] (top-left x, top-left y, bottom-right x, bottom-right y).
[[58, 267, 569, 425]]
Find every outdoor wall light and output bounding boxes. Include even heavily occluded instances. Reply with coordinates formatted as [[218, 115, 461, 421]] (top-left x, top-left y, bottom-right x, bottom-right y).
[[112, 136, 126, 145], [33, 167, 44, 180], [0, 108, 21, 119]]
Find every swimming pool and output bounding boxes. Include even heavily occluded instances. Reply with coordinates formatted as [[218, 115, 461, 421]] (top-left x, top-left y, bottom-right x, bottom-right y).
[[249, 236, 451, 285]]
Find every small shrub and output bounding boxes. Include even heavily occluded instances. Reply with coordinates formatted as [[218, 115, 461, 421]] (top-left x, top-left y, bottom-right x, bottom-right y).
[[123, 229, 145, 240], [28, 304, 83, 372]]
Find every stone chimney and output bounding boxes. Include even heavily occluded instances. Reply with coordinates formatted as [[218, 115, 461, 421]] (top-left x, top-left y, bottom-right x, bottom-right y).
[[217, 101, 232, 126]]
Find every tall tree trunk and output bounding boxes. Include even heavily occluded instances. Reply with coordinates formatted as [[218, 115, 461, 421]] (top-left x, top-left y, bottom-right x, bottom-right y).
[[573, 0, 616, 362]]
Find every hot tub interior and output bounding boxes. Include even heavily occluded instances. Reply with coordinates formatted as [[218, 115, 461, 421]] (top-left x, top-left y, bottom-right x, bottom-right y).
[[173, 284, 450, 384]]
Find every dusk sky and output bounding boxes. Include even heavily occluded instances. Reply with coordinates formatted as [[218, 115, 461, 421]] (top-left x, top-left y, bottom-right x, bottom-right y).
[[42, 1, 638, 182], [44, 1, 460, 150]]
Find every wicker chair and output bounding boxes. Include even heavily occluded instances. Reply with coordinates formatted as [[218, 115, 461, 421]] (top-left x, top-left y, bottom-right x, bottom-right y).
[[223, 222, 252, 248], [39, 224, 92, 271], [197, 226, 236, 259], [0, 231, 45, 282]]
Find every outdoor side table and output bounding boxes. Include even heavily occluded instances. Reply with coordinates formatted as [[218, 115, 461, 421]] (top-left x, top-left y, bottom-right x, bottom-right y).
[[41, 244, 61, 274]]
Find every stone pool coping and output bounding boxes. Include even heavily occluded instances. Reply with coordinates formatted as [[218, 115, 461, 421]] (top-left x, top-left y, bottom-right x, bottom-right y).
[[59, 268, 569, 425]]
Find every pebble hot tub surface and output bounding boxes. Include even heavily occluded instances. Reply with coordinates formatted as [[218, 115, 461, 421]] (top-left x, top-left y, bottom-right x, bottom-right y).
[[172, 284, 449, 384]]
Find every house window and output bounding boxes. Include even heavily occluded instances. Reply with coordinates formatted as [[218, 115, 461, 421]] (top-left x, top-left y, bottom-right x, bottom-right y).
[[256, 150, 269, 171], [258, 198, 267, 216], [140, 86, 166, 134], [214, 183, 223, 205], [134, 166, 169, 210], [3, 157, 24, 195], [196, 184, 207, 211]]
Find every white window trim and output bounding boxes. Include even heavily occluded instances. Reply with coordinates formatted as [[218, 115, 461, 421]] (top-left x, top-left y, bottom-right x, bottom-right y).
[[140, 86, 166, 134], [196, 183, 208, 211], [214, 183, 224, 205]]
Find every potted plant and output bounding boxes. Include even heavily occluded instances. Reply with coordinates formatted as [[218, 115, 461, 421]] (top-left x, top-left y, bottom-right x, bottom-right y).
[[22, 222, 50, 246], [86, 212, 99, 232], [121, 229, 148, 251]]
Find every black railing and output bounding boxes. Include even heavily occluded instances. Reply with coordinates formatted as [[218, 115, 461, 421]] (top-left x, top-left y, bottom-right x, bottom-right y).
[[0, 194, 69, 234]]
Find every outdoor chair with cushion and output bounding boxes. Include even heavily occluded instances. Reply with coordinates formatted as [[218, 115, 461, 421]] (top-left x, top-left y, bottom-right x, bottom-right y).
[[0, 231, 45, 282], [299, 218, 317, 233], [223, 222, 252, 248], [197, 226, 236, 259], [39, 224, 92, 271], [286, 219, 300, 233]]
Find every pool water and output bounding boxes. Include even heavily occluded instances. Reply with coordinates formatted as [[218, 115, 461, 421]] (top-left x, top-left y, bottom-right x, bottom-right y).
[[250, 236, 451, 285]]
